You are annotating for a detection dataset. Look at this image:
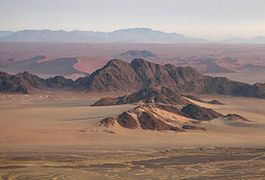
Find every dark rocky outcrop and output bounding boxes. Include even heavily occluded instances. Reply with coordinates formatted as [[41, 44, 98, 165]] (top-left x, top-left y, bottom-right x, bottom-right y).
[[92, 86, 191, 106], [137, 111, 182, 131], [0, 71, 74, 93], [208, 100, 224, 105], [223, 114, 250, 122], [97, 87, 252, 132], [99, 103, 207, 132], [154, 104, 181, 114], [117, 112, 138, 129], [100, 117, 116, 127], [74, 58, 202, 92], [1, 58, 265, 99], [75, 58, 265, 99], [182, 94, 204, 102], [182, 125, 206, 131], [235, 83, 265, 98], [0, 71, 28, 93], [221, 114, 252, 127], [180, 104, 223, 121], [46, 76, 74, 88], [73, 59, 142, 92]]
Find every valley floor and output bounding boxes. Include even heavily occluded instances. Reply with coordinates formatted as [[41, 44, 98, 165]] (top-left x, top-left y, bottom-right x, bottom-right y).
[[1, 147, 265, 180], [0, 91, 265, 179]]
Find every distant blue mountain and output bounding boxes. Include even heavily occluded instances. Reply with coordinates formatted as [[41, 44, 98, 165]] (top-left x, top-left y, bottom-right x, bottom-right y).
[[0, 28, 207, 43], [0, 31, 13, 38], [1, 28, 264, 44], [222, 36, 265, 44]]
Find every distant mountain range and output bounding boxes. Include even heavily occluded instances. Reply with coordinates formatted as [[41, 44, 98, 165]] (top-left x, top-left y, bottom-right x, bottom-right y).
[[0, 28, 264, 44], [2, 58, 264, 99], [0, 31, 13, 38], [222, 36, 265, 44], [0, 28, 207, 43]]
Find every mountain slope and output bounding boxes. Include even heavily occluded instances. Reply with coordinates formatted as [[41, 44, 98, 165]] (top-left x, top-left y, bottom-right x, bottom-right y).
[[99, 97, 250, 132], [75, 58, 265, 98], [99, 104, 205, 132], [97, 86, 249, 132], [1, 58, 265, 98], [0, 71, 74, 93], [92, 86, 191, 106], [74, 58, 202, 92], [180, 104, 223, 121]]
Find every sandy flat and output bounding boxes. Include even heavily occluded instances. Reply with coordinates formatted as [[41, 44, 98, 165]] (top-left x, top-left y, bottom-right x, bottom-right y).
[[1, 92, 265, 179], [0, 92, 265, 152], [0, 147, 265, 180]]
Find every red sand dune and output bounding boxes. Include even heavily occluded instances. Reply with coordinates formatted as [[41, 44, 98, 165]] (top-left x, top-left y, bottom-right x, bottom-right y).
[[0, 42, 265, 74]]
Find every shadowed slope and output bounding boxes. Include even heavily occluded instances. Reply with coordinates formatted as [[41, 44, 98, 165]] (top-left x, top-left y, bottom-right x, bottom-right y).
[[1, 58, 265, 98], [180, 104, 223, 121], [92, 86, 191, 106], [75, 58, 265, 99], [0, 71, 74, 93]]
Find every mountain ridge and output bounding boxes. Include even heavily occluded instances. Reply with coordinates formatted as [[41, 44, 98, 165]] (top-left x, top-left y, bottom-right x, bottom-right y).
[[222, 36, 265, 44], [0, 28, 207, 43], [0, 28, 264, 44], [0, 71, 73, 93], [92, 86, 191, 106], [1, 58, 265, 98]]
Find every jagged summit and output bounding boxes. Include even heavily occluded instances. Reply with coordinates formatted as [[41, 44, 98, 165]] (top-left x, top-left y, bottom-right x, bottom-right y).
[[106, 59, 127, 66], [74, 58, 202, 92]]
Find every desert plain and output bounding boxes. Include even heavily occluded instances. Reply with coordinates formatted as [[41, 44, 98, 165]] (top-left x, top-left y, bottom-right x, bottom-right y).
[[0, 91, 265, 179], [1, 2, 265, 178]]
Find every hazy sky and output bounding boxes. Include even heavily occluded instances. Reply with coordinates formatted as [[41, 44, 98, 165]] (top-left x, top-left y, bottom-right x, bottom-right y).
[[0, 0, 264, 40]]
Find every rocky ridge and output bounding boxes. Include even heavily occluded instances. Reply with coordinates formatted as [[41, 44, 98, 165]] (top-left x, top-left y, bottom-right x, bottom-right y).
[[1, 58, 265, 99]]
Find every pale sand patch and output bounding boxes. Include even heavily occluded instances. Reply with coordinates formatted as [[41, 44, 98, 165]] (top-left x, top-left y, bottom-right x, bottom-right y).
[[0, 92, 265, 152], [149, 106, 191, 123]]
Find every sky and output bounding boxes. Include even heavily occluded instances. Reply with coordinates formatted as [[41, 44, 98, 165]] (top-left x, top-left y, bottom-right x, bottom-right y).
[[0, 0, 264, 40]]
